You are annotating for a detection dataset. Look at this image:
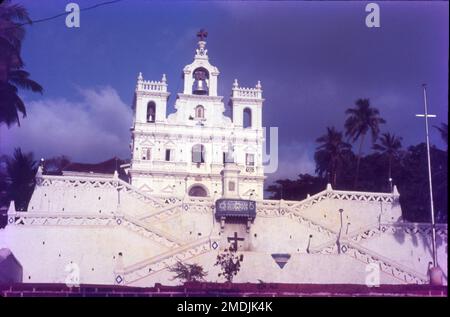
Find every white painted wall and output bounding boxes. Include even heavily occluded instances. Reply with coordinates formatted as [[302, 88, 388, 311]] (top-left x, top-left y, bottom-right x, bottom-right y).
[[1, 173, 446, 287]]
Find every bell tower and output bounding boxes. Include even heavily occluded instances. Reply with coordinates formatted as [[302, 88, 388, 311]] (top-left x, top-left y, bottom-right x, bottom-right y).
[[133, 72, 169, 124], [230, 79, 264, 130], [182, 29, 220, 97]]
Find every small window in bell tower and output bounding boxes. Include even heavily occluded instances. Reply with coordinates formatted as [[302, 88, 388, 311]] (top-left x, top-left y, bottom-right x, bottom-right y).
[[243, 108, 252, 128], [147, 102, 156, 123]]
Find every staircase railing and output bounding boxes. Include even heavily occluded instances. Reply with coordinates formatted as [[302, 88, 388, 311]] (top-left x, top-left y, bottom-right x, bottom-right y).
[[115, 237, 213, 285], [346, 242, 429, 284], [120, 212, 184, 246]]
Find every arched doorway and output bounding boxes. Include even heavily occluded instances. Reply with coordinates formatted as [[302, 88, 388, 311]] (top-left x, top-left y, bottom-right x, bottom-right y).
[[188, 185, 208, 197]]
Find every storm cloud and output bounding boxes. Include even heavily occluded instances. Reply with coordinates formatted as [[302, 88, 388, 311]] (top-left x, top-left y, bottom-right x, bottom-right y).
[[2, 87, 132, 162]]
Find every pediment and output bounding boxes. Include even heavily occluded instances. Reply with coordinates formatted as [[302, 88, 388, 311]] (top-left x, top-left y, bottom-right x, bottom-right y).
[[139, 138, 155, 147], [244, 145, 257, 153], [164, 140, 177, 147], [139, 184, 153, 193], [161, 185, 175, 193]]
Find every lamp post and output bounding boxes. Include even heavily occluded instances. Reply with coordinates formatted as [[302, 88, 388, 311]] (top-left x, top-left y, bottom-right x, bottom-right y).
[[415, 84, 441, 284], [337, 208, 344, 254], [388, 177, 393, 193]]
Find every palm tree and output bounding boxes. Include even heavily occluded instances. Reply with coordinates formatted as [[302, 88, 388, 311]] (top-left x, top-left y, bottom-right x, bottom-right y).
[[0, 0, 29, 81], [0, 0, 43, 127], [344, 98, 385, 189], [372, 132, 402, 190], [5, 148, 37, 211], [314, 127, 352, 187]]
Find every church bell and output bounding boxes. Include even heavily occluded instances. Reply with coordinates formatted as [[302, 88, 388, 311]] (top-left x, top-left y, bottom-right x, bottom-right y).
[[192, 69, 209, 95]]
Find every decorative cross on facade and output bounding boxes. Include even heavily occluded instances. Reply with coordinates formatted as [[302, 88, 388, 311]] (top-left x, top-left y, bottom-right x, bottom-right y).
[[197, 29, 208, 41], [227, 232, 244, 251]]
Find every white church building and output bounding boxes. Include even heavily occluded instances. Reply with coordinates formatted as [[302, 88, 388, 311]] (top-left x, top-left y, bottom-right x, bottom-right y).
[[129, 29, 264, 200], [0, 31, 447, 288]]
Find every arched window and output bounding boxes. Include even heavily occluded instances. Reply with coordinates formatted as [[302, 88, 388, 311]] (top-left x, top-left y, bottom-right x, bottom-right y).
[[188, 185, 208, 197], [192, 144, 205, 163], [243, 108, 252, 128], [147, 101, 156, 123], [195, 105, 205, 119]]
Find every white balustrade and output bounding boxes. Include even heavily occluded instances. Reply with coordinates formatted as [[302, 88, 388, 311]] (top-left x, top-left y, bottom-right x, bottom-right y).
[[232, 87, 262, 99], [136, 80, 167, 93]]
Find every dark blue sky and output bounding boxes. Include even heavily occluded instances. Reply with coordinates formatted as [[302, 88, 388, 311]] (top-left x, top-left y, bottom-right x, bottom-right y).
[[2, 0, 448, 183]]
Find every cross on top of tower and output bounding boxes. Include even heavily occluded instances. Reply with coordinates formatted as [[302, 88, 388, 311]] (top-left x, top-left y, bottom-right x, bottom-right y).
[[197, 28, 208, 41], [195, 29, 208, 58]]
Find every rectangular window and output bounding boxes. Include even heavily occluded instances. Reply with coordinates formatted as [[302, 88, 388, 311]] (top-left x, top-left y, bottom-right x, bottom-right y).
[[165, 149, 173, 161], [142, 148, 151, 160], [246, 153, 255, 166], [192, 146, 205, 163]]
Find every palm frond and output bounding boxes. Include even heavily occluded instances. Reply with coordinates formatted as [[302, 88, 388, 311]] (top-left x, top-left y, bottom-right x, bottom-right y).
[[8, 69, 43, 93], [0, 1, 32, 24]]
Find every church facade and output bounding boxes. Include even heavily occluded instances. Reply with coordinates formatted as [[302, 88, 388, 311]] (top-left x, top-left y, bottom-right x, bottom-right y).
[[0, 32, 447, 288], [129, 32, 264, 200]]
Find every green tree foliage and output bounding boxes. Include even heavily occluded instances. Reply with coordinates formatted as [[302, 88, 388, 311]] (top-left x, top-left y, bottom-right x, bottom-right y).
[[267, 142, 448, 223], [3, 148, 37, 211], [0, 0, 43, 127], [396, 144, 447, 223], [0, 154, 9, 208], [215, 246, 244, 283], [372, 132, 403, 186], [314, 126, 352, 187], [344, 98, 385, 189], [168, 261, 208, 284], [43, 155, 71, 175], [266, 174, 326, 200]]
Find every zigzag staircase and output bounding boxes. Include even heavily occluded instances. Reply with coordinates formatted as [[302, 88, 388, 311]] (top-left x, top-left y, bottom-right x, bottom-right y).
[[114, 237, 214, 285], [309, 223, 430, 284], [47, 176, 428, 286], [346, 242, 428, 284]]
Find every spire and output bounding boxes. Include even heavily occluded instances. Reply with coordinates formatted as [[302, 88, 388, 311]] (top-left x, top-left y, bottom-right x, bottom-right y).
[[195, 29, 208, 58], [393, 185, 399, 196], [7, 200, 16, 214], [161, 73, 167, 83]]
